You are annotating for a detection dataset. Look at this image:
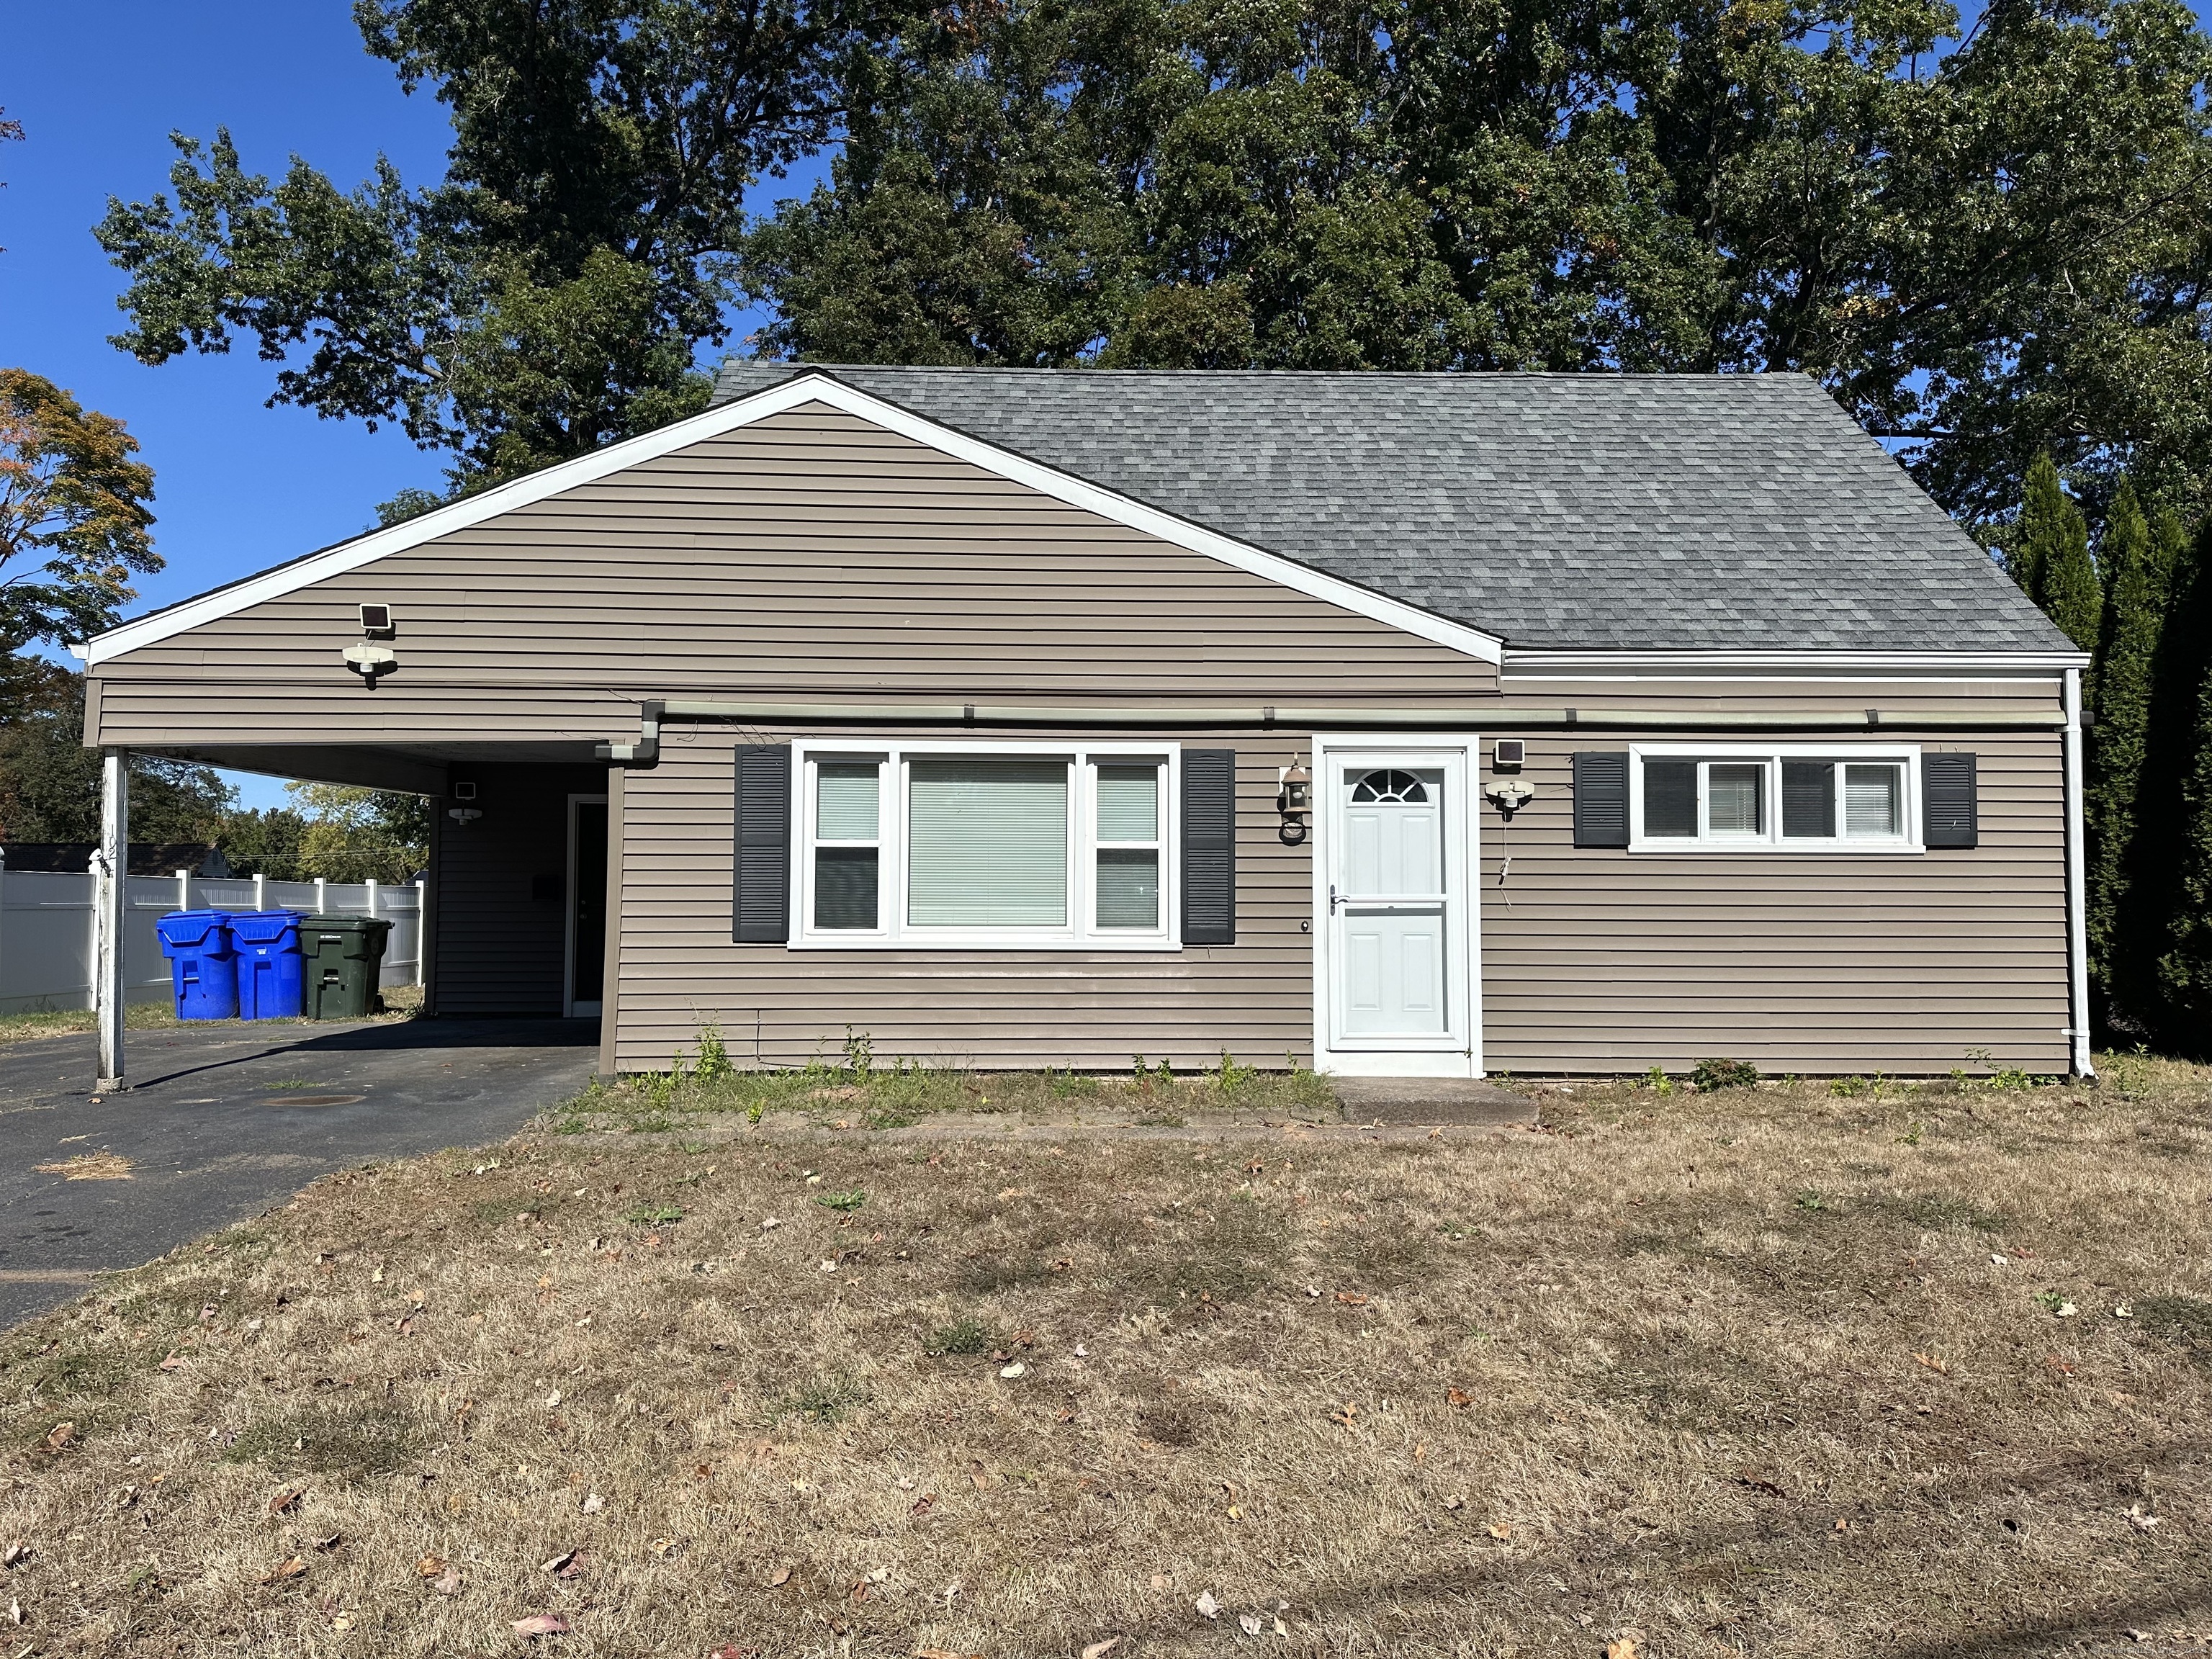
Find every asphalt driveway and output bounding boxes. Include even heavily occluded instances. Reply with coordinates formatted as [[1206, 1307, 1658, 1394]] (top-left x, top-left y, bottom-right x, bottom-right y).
[[0, 1017, 598, 1328]]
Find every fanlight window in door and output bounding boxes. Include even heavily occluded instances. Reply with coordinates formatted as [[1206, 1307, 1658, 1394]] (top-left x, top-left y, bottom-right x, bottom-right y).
[[1351, 768, 1429, 804]]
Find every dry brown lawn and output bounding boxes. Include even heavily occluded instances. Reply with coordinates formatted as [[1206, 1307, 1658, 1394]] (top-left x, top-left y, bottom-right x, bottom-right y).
[[6, 1060, 2212, 1658]]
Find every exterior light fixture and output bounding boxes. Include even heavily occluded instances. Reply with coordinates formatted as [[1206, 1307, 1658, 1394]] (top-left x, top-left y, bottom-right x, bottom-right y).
[[1483, 780, 1535, 817], [1277, 758, 1312, 845]]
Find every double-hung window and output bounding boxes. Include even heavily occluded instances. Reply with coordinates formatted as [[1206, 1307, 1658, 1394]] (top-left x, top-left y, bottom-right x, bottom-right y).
[[1629, 745, 1920, 852], [793, 742, 1179, 947]]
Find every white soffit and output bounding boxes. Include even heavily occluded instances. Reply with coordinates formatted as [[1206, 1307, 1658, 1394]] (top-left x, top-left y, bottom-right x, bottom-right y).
[[81, 370, 1505, 667]]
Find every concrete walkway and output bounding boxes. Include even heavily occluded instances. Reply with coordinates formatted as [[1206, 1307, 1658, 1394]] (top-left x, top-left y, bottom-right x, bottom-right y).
[[0, 1017, 598, 1327]]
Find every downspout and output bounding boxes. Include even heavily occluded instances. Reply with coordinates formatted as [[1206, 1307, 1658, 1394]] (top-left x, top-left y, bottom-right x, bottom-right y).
[[2064, 668, 2095, 1079], [595, 700, 663, 764]]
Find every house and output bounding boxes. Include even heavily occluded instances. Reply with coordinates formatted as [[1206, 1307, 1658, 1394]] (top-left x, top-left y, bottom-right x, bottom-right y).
[[74, 367, 2088, 1083]]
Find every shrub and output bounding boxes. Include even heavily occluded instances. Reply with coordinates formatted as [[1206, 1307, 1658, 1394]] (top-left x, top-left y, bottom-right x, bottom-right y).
[[1691, 1057, 1759, 1092]]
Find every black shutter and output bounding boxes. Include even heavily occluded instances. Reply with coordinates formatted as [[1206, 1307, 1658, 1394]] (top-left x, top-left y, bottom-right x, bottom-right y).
[[1923, 752, 1977, 848], [1180, 748, 1236, 945], [1782, 760, 1835, 839], [1573, 752, 1630, 848], [732, 744, 792, 942]]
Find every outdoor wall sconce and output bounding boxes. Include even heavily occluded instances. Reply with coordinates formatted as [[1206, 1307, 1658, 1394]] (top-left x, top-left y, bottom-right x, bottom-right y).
[[446, 780, 479, 825], [1483, 780, 1536, 818], [1277, 759, 1311, 845]]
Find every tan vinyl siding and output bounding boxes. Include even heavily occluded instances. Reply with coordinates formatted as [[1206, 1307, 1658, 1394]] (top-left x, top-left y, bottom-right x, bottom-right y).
[[612, 726, 1314, 1073], [433, 763, 603, 1015], [1476, 729, 2068, 1076], [89, 403, 1495, 749]]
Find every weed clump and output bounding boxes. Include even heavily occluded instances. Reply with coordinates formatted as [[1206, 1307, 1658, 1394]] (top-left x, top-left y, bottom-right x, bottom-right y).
[[1692, 1057, 1759, 1092]]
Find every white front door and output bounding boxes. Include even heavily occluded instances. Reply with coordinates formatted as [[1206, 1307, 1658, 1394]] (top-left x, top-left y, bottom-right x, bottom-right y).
[[1316, 742, 1478, 1076]]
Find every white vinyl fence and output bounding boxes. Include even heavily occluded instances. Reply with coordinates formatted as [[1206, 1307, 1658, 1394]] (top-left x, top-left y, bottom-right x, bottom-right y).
[[0, 871, 424, 1015]]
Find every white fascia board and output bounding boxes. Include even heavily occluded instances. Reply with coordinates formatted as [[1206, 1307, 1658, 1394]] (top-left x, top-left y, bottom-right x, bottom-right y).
[[1505, 647, 2090, 678], [82, 369, 1503, 667]]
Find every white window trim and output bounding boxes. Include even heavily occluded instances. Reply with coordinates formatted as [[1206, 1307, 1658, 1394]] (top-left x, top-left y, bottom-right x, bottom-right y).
[[790, 738, 1182, 950], [1627, 743, 1924, 854]]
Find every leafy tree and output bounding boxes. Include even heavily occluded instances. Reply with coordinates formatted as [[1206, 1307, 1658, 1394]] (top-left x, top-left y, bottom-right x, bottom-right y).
[[285, 782, 428, 884], [95, 0, 874, 503], [2086, 482, 2171, 1028], [0, 107, 23, 254], [0, 370, 161, 652], [744, 0, 2212, 531], [215, 804, 310, 881], [0, 675, 233, 845]]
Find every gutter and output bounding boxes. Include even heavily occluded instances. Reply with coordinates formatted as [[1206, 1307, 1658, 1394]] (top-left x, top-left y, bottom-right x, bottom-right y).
[[637, 698, 2067, 732]]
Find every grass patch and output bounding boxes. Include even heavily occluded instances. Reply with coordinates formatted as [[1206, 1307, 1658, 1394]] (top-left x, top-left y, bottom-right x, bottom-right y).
[[7, 1064, 2212, 1655], [768, 1373, 869, 1426], [922, 1317, 999, 1356], [222, 1402, 428, 1480]]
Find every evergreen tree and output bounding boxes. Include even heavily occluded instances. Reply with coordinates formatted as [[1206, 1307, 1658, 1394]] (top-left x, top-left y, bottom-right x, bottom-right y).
[[2139, 514, 2212, 1051], [2010, 454, 2072, 604], [2085, 482, 2167, 1030]]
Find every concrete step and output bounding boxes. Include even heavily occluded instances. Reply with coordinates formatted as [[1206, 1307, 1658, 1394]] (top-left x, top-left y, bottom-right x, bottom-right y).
[[1330, 1076, 1537, 1127]]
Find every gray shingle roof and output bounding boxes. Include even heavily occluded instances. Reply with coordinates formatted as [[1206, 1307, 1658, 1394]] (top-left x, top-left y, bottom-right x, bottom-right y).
[[710, 363, 2069, 654]]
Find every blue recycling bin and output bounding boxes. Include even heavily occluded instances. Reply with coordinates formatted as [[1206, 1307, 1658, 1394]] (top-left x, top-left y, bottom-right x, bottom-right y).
[[154, 909, 238, 1020], [230, 909, 305, 1019]]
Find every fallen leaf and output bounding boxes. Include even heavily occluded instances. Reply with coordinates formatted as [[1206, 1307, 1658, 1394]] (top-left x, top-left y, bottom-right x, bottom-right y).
[[911, 1649, 981, 1659], [911, 1492, 938, 1516], [711, 1646, 763, 1659], [313, 1533, 343, 1553], [2, 1545, 27, 1568], [1833, 1518, 1850, 1533], [158, 1352, 189, 1372], [768, 1566, 791, 1588], [512, 1613, 570, 1637], [2126, 1503, 2161, 1532], [1240, 1613, 1264, 1635], [1328, 1403, 1359, 1427], [260, 1557, 307, 1584], [415, 1555, 446, 1579], [1442, 1496, 1464, 1512], [1607, 1641, 1640, 1659], [1487, 1523, 1511, 1540], [1081, 1640, 1120, 1659], [1912, 1352, 1950, 1375], [580, 1492, 604, 1515], [269, 1484, 307, 1516], [1737, 1473, 1787, 1498], [432, 1568, 462, 1596], [999, 1362, 1027, 1380], [1196, 1590, 1221, 1620], [1445, 1387, 1473, 1408], [44, 1422, 73, 1451], [541, 1550, 578, 1575], [1333, 1292, 1369, 1305]]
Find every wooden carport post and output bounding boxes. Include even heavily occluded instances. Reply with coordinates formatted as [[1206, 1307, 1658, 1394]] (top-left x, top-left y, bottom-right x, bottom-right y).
[[95, 748, 129, 1092]]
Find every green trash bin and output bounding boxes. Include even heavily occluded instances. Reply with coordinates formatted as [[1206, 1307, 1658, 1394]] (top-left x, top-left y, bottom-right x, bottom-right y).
[[302, 916, 395, 1019]]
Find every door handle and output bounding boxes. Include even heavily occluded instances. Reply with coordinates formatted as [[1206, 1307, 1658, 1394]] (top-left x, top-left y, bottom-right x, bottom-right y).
[[1328, 884, 1341, 914]]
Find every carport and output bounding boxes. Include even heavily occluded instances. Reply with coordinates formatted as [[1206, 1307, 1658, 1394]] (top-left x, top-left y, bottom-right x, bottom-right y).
[[81, 737, 623, 1091]]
